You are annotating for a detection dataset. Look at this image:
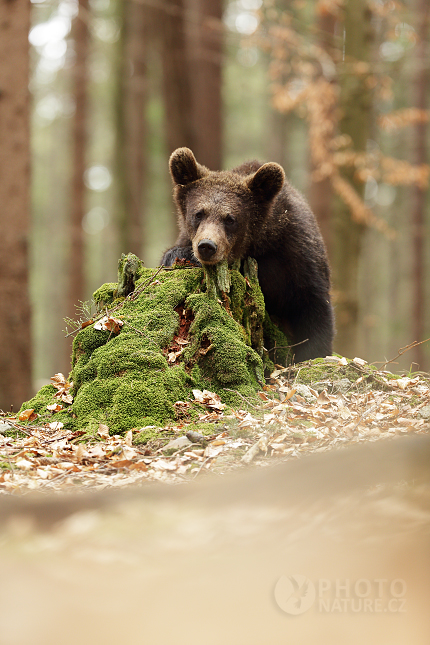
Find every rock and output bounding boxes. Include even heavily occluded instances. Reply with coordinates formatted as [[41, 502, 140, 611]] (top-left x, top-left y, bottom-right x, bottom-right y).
[[185, 431, 207, 444], [292, 384, 317, 404], [0, 421, 12, 434], [162, 436, 192, 455], [313, 381, 332, 393], [332, 378, 352, 394], [418, 406, 430, 421]]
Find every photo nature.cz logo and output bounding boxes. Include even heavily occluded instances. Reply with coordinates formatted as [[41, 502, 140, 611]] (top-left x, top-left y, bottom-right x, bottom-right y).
[[274, 575, 407, 615]]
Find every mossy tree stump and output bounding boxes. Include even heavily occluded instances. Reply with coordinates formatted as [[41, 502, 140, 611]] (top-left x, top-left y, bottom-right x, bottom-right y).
[[21, 255, 292, 437]]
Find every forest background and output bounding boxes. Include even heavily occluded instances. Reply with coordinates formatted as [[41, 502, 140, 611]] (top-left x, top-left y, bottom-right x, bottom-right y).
[[0, 0, 429, 411]]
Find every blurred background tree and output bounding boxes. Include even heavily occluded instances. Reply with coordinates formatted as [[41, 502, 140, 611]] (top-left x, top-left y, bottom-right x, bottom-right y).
[[1, 0, 429, 408]]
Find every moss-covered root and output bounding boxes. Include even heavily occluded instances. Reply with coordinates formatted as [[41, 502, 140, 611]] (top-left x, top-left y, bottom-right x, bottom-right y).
[[115, 253, 144, 298], [204, 260, 231, 299]]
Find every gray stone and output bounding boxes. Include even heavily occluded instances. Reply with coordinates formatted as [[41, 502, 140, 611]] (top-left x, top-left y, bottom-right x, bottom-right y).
[[418, 406, 430, 421], [292, 384, 317, 404], [332, 378, 352, 394], [162, 436, 192, 454], [0, 422, 12, 434]]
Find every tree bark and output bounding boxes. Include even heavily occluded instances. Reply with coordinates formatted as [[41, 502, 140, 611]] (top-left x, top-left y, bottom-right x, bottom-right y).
[[411, 0, 429, 370], [186, 0, 223, 169], [158, 0, 194, 153], [308, 11, 336, 256], [116, 0, 148, 257], [332, 0, 372, 359], [0, 0, 32, 410], [68, 0, 89, 319]]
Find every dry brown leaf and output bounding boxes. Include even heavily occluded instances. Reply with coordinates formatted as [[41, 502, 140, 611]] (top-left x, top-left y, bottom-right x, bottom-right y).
[[47, 403, 63, 412], [51, 373, 66, 386], [317, 391, 331, 405], [111, 460, 133, 469], [192, 389, 226, 410], [19, 409, 37, 422], [75, 444, 85, 463], [47, 421, 64, 431], [129, 462, 147, 472], [16, 458, 33, 470], [353, 357, 367, 366], [98, 424, 110, 439], [94, 316, 124, 334]]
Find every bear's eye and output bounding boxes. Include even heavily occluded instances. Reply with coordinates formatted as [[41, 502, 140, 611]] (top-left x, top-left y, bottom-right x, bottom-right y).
[[194, 210, 204, 222], [224, 215, 236, 227]]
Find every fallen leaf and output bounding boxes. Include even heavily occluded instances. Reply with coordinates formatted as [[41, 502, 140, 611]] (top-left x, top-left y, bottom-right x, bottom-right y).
[[98, 424, 110, 439], [111, 459, 133, 469], [353, 357, 367, 366], [75, 444, 86, 463], [16, 458, 33, 470], [129, 461, 147, 471], [94, 316, 124, 334], [19, 409, 37, 422], [47, 403, 63, 412], [192, 389, 226, 411], [317, 391, 331, 405], [47, 421, 64, 431]]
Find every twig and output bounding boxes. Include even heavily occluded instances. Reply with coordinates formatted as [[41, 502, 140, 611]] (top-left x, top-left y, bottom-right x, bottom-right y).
[[376, 337, 430, 370], [64, 265, 166, 339], [123, 322, 160, 348], [266, 338, 309, 353], [348, 394, 390, 435], [193, 456, 212, 479], [223, 388, 258, 409]]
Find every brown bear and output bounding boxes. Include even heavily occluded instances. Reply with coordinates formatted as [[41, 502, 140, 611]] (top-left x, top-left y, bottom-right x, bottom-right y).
[[161, 147, 335, 363]]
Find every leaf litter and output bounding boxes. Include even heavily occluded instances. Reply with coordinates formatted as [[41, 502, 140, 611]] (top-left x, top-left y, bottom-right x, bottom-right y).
[[1, 357, 429, 493]]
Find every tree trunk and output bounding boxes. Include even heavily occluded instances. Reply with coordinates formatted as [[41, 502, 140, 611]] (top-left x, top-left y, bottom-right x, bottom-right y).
[[186, 0, 223, 169], [411, 0, 429, 370], [68, 0, 89, 319], [116, 0, 148, 257], [158, 0, 194, 153], [309, 11, 336, 256], [0, 0, 32, 410], [332, 0, 372, 359]]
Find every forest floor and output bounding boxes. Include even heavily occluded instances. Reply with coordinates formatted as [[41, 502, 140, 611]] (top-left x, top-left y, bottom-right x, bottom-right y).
[[1, 356, 429, 495]]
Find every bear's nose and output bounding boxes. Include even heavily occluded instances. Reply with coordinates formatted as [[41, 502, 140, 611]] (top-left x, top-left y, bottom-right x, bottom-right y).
[[197, 239, 217, 261]]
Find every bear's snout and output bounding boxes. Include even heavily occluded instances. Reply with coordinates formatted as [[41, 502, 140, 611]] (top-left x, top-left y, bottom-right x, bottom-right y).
[[197, 239, 217, 262]]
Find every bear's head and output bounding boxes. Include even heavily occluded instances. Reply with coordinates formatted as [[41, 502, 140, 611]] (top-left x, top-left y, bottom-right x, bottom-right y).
[[169, 147, 285, 265]]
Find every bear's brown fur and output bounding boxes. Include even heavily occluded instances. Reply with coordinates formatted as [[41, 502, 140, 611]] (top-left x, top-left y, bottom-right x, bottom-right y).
[[161, 148, 334, 362]]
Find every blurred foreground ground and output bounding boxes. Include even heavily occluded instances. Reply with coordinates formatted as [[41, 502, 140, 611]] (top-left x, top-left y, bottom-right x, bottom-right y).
[[0, 435, 429, 645]]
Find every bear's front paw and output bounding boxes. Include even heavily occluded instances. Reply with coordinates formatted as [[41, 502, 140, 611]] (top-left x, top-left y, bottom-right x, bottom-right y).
[[161, 246, 202, 267]]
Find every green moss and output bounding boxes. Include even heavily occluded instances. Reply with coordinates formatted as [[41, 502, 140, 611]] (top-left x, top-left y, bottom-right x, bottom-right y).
[[20, 262, 275, 438], [280, 358, 384, 391], [93, 282, 117, 309], [21, 384, 57, 413], [182, 422, 219, 436], [263, 312, 292, 369]]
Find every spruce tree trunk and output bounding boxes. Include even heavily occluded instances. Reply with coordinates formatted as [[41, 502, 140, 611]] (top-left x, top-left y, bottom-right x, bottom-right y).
[[412, 0, 429, 370], [309, 11, 335, 257], [0, 0, 32, 410], [116, 0, 148, 257], [68, 0, 90, 318], [186, 0, 223, 170], [332, 0, 372, 358], [159, 0, 194, 153]]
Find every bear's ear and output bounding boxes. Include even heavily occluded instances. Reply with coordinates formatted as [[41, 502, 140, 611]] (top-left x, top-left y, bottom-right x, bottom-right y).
[[247, 163, 285, 202], [169, 148, 207, 186]]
